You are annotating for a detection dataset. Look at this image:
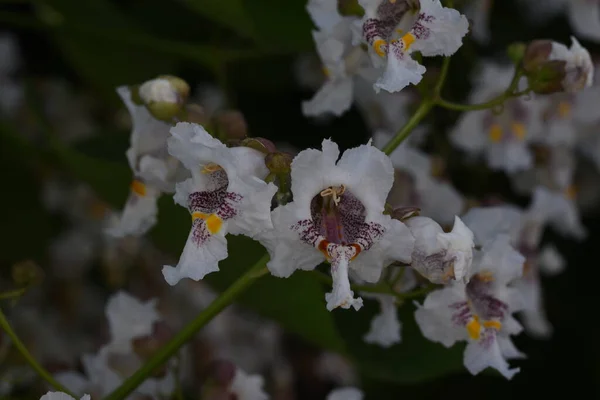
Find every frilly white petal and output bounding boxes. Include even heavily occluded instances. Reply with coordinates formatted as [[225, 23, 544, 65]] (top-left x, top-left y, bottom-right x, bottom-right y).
[[326, 249, 363, 311], [350, 217, 414, 282], [162, 226, 228, 285], [106, 291, 161, 346], [461, 206, 523, 247], [413, 0, 469, 56], [326, 387, 364, 400], [105, 190, 160, 238], [302, 78, 354, 117], [230, 368, 269, 400], [463, 338, 520, 379], [263, 205, 325, 278], [374, 53, 426, 93], [474, 234, 524, 284], [414, 284, 468, 347], [307, 0, 344, 32], [363, 294, 401, 347]]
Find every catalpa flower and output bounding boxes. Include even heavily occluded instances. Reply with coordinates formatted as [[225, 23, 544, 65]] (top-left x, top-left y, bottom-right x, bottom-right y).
[[107, 84, 183, 238], [548, 37, 594, 93], [451, 63, 541, 173], [357, 0, 469, 93], [405, 216, 474, 284], [302, 0, 371, 116], [262, 139, 414, 311], [163, 122, 276, 285], [415, 233, 526, 379]]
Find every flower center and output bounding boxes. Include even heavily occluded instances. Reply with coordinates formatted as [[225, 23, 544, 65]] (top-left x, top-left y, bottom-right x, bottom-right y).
[[311, 185, 364, 245], [130, 179, 147, 196]]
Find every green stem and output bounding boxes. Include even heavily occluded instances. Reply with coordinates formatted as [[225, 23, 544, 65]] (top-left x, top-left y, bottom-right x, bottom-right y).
[[435, 94, 509, 111], [398, 284, 437, 300], [0, 288, 27, 301], [433, 56, 451, 95], [388, 267, 406, 291], [382, 99, 434, 156], [0, 308, 76, 397], [103, 255, 270, 400]]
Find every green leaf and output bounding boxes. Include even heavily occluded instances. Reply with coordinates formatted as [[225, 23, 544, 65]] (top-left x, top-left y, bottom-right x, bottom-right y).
[[181, 0, 256, 40], [41, 0, 177, 94], [241, 0, 313, 50], [333, 298, 465, 384]]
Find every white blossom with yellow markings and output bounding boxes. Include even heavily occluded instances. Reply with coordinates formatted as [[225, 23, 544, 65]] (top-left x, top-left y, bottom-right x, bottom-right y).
[[450, 63, 542, 173], [415, 231, 526, 379], [162, 122, 277, 285], [357, 0, 468, 93]]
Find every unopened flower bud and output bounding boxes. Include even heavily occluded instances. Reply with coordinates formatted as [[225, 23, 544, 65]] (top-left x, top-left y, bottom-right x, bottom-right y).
[[240, 137, 277, 154], [11, 260, 44, 286], [183, 104, 210, 126], [138, 76, 190, 121], [523, 37, 593, 94], [215, 110, 248, 140]]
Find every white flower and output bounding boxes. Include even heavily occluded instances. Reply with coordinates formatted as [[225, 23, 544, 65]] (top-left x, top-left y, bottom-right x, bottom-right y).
[[107, 85, 182, 238], [530, 185, 586, 239], [326, 387, 364, 400], [39, 392, 90, 400], [230, 368, 269, 400], [358, 0, 468, 93], [415, 233, 526, 379], [450, 63, 541, 173], [105, 291, 161, 350], [302, 2, 370, 117], [363, 268, 417, 347], [548, 37, 594, 92], [405, 216, 474, 284], [162, 122, 276, 285], [262, 139, 414, 311]]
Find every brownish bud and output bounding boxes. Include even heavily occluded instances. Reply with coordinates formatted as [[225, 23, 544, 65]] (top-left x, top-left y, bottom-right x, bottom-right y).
[[215, 110, 248, 140], [523, 40, 553, 73], [11, 260, 44, 287], [184, 104, 210, 125], [265, 152, 293, 174], [528, 60, 567, 94], [391, 206, 421, 221], [240, 137, 277, 154]]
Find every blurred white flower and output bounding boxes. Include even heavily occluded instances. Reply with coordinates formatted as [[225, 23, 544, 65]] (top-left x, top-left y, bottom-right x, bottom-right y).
[[262, 139, 414, 311], [39, 392, 90, 400], [548, 37, 594, 93], [450, 63, 541, 173], [162, 122, 276, 285]]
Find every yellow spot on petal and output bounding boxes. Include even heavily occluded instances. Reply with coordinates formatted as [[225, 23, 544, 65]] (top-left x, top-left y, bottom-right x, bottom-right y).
[[511, 122, 527, 141], [192, 212, 223, 234], [476, 271, 495, 282], [488, 124, 503, 142], [483, 320, 502, 331], [558, 101, 571, 118], [322, 66, 330, 78], [373, 39, 387, 57], [131, 180, 147, 197], [401, 32, 416, 50], [466, 316, 482, 340], [202, 163, 222, 174]]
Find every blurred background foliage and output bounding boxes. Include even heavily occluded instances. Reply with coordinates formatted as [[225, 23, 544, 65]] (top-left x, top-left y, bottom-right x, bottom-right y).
[[1, 0, 599, 398]]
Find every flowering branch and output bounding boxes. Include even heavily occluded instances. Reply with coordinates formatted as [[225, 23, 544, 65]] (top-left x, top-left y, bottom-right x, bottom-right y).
[[103, 254, 270, 400], [0, 307, 76, 397]]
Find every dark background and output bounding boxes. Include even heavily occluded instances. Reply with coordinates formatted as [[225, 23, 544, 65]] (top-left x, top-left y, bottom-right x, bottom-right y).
[[0, 0, 598, 398]]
